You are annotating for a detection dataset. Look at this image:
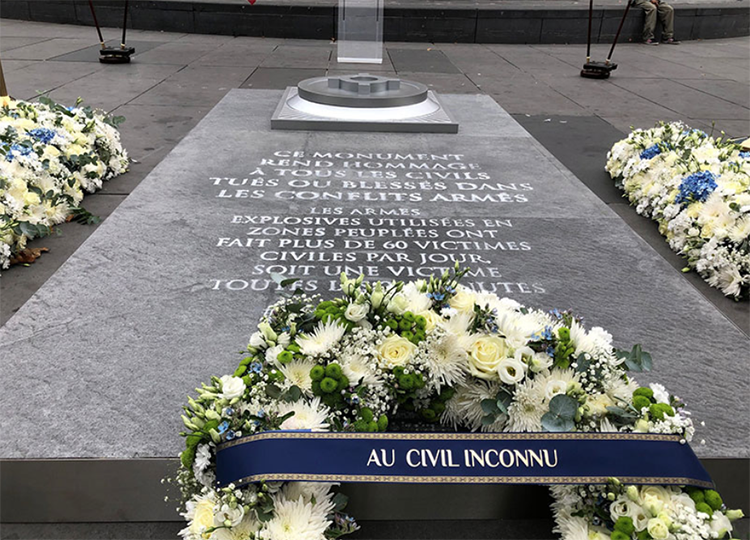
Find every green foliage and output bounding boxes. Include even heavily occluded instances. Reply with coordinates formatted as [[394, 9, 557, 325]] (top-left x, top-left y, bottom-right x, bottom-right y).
[[615, 344, 653, 372], [541, 394, 578, 432]]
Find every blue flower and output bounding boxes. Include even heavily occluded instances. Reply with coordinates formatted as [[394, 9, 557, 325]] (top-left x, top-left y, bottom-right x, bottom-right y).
[[218, 420, 230, 434], [226, 430, 236, 441], [5, 144, 32, 162], [223, 407, 234, 416], [740, 151, 750, 159], [546, 346, 555, 357], [28, 128, 56, 144], [675, 171, 719, 205], [249, 362, 263, 373], [542, 326, 554, 340], [640, 144, 661, 160], [428, 292, 445, 301]]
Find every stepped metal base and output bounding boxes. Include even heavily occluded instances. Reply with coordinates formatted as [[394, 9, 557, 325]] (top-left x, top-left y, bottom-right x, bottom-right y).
[[271, 86, 458, 133]]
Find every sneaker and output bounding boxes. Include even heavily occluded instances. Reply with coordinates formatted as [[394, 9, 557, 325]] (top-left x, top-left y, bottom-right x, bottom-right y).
[[662, 37, 681, 44], [643, 39, 659, 45]]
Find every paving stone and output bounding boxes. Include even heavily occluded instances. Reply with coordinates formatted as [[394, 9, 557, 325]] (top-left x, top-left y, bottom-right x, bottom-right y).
[[675, 78, 750, 108], [240, 67, 328, 89], [1, 38, 95, 60], [0, 35, 51, 52], [396, 71, 481, 93], [260, 44, 333, 68], [191, 39, 279, 67], [130, 65, 253, 106], [611, 77, 747, 120], [128, 40, 225, 65], [387, 48, 462, 73], [7, 60, 105, 101], [47, 63, 183, 113], [470, 73, 588, 115]]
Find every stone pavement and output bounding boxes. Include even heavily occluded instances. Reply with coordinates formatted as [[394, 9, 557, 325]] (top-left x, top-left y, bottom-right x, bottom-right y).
[[1, 19, 748, 331]]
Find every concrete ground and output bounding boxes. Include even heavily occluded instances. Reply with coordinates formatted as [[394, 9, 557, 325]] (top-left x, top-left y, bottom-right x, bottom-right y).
[[1, 19, 748, 331], [0, 18, 748, 539]]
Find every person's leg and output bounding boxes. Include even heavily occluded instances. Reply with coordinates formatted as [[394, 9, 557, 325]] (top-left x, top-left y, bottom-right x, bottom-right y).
[[658, 2, 675, 40], [635, 0, 658, 42]]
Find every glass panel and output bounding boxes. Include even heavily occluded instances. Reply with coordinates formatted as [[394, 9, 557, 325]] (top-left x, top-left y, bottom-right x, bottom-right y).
[[337, 0, 383, 64]]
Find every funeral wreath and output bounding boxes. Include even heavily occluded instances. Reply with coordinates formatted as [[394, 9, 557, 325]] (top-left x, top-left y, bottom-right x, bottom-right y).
[[175, 266, 743, 540], [0, 96, 129, 269], [607, 122, 750, 299]]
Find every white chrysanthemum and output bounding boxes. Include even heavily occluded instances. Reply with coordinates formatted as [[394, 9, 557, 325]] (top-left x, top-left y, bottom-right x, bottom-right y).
[[281, 482, 337, 505], [441, 311, 475, 348], [296, 321, 347, 357], [278, 397, 330, 431], [728, 215, 750, 243], [604, 376, 639, 404], [279, 359, 317, 394], [497, 311, 548, 349], [193, 444, 211, 474], [554, 515, 590, 540], [424, 333, 468, 387], [442, 380, 503, 432], [649, 383, 670, 404], [401, 281, 432, 313], [505, 377, 545, 432], [261, 496, 332, 540], [568, 320, 600, 356], [536, 368, 580, 401], [340, 353, 382, 387], [210, 514, 261, 540]]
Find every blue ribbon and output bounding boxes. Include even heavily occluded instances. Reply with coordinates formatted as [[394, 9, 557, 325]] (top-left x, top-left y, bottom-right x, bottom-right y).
[[216, 431, 713, 489]]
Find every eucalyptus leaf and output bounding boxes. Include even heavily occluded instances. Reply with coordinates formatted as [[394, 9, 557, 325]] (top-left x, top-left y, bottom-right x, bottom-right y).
[[541, 412, 575, 432], [481, 414, 496, 426], [480, 398, 500, 415], [332, 492, 349, 512], [265, 384, 282, 399]]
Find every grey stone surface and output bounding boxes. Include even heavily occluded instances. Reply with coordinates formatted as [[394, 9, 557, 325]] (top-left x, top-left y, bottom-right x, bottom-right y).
[[1, 37, 94, 60], [0, 90, 748, 462], [240, 67, 328, 89], [388, 48, 461, 74]]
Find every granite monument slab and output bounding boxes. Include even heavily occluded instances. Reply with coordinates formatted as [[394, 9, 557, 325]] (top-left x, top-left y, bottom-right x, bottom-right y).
[[0, 90, 747, 464]]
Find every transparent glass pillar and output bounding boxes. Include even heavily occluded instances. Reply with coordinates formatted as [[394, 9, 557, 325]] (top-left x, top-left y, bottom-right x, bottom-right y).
[[337, 0, 383, 64]]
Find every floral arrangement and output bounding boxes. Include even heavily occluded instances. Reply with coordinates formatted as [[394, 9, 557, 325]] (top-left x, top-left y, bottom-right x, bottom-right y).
[[606, 122, 750, 299], [0, 96, 129, 269], [174, 267, 743, 540]]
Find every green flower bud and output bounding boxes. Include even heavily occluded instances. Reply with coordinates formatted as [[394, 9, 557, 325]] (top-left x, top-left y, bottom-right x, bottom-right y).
[[704, 489, 723, 511], [648, 403, 674, 421], [611, 531, 630, 540], [359, 407, 374, 423], [695, 502, 713, 516], [337, 375, 350, 391], [626, 485, 640, 502], [258, 322, 277, 342], [278, 351, 294, 364], [402, 330, 414, 341], [377, 414, 389, 431], [325, 363, 343, 380], [726, 509, 744, 520], [420, 408, 437, 421], [414, 315, 427, 329], [398, 374, 415, 390], [614, 516, 635, 535], [633, 395, 651, 411], [320, 377, 338, 393], [311, 380, 321, 395], [180, 446, 196, 469], [367, 421, 379, 432], [310, 365, 325, 381], [402, 311, 415, 322], [557, 327, 570, 340], [633, 387, 654, 400], [636, 530, 652, 540], [353, 419, 369, 432], [386, 319, 399, 330], [399, 319, 412, 331], [393, 366, 405, 378]]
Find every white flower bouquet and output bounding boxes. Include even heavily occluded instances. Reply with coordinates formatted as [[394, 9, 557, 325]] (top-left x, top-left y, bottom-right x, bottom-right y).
[[606, 122, 750, 299], [174, 267, 743, 540], [0, 96, 129, 269]]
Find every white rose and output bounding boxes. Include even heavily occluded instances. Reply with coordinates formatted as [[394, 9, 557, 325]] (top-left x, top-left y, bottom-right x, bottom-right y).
[[710, 511, 733, 538], [189, 497, 216, 536], [610, 496, 640, 522], [497, 356, 526, 385], [265, 344, 284, 366], [219, 375, 246, 400], [418, 310, 441, 332], [344, 302, 369, 322], [647, 517, 670, 540], [545, 379, 568, 401], [377, 335, 416, 368], [387, 293, 409, 315], [640, 486, 671, 516], [249, 331, 266, 349], [468, 335, 510, 380], [214, 502, 244, 527], [449, 287, 477, 313]]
